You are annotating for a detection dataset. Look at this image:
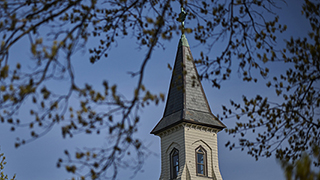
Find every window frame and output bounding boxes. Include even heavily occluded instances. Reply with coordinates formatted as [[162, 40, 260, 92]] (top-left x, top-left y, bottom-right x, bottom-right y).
[[170, 148, 179, 179], [195, 146, 207, 176]]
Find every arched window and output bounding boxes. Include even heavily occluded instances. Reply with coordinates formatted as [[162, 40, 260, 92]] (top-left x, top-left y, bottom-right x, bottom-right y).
[[170, 148, 179, 179], [196, 146, 207, 176]]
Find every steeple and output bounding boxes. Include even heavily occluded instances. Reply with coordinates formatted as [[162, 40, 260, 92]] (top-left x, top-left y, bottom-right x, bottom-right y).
[[151, 8, 225, 180], [151, 34, 225, 135]]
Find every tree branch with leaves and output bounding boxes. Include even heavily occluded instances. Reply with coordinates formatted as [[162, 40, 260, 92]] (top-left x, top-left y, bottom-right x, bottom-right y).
[[1, 0, 318, 179]]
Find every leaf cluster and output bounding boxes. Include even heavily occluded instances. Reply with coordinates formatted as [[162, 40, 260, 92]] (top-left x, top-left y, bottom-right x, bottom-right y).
[[281, 145, 320, 180], [224, 0, 320, 166], [0, 148, 16, 180], [0, 1, 170, 179]]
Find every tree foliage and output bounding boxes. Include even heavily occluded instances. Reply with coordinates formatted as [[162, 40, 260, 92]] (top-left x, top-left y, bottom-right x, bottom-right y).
[[224, 0, 320, 166], [0, 0, 318, 179], [281, 145, 320, 180], [0, 148, 16, 180]]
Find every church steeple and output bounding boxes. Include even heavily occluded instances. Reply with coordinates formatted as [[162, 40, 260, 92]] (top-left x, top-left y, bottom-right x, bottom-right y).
[[151, 8, 225, 180], [151, 34, 225, 135]]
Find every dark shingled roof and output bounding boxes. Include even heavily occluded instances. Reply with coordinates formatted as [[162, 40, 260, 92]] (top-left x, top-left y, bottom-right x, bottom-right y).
[[151, 34, 226, 135]]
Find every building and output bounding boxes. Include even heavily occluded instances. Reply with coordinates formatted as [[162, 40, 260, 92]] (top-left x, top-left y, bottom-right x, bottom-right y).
[[151, 33, 226, 180]]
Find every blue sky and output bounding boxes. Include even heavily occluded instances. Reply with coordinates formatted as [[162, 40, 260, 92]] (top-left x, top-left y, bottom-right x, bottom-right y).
[[0, 1, 311, 180]]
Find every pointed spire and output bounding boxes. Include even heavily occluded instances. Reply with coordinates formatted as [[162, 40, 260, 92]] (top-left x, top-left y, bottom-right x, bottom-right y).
[[151, 34, 225, 135], [179, 34, 189, 47]]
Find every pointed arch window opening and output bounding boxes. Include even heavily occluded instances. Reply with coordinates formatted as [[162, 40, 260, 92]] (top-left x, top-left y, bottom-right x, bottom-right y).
[[196, 146, 207, 176], [170, 148, 179, 179]]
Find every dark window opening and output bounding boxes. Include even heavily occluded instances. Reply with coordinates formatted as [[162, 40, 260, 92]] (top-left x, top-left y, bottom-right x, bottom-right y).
[[171, 148, 179, 179], [196, 146, 207, 176]]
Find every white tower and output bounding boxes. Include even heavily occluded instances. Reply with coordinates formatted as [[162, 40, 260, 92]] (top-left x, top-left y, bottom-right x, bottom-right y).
[[151, 34, 226, 180]]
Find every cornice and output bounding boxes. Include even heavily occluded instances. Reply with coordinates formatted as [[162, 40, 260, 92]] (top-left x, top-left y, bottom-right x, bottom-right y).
[[158, 122, 219, 138]]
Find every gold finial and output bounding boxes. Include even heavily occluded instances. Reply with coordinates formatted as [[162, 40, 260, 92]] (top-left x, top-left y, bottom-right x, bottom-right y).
[[178, 7, 187, 33]]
